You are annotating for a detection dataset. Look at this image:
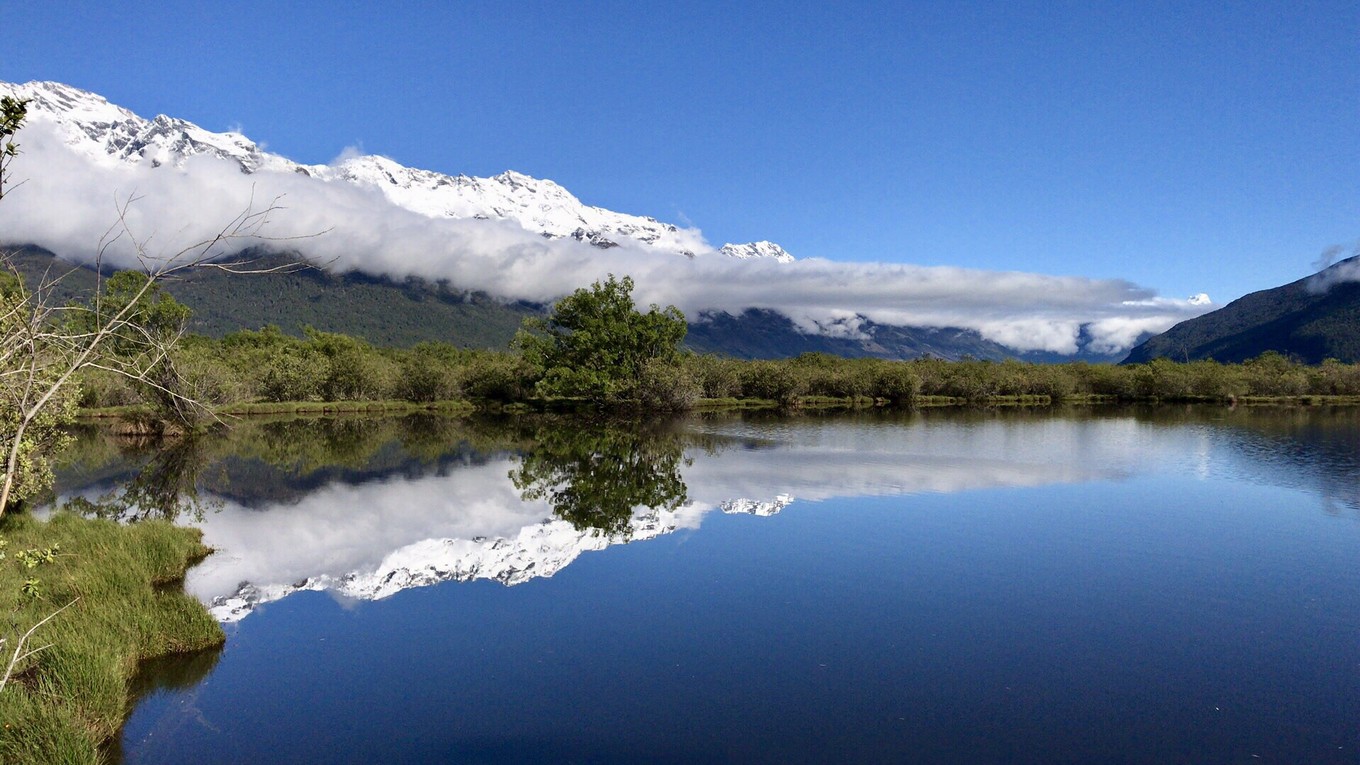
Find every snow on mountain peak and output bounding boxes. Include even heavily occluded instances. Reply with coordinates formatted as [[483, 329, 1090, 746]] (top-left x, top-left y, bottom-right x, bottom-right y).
[[720, 240, 796, 263], [2, 79, 794, 262]]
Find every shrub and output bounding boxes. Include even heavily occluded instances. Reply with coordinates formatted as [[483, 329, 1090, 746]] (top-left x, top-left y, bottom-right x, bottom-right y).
[[739, 361, 803, 404], [260, 350, 329, 402], [868, 362, 921, 406], [513, 275, 686, 404], [459, 352, 537, 403], [635, 357, 700, 410], [397, 344, 463, 402], [683, 354, 742, 399]]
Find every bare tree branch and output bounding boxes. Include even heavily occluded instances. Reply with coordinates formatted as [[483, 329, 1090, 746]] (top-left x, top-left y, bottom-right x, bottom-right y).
[[0, 598, 79, 695]]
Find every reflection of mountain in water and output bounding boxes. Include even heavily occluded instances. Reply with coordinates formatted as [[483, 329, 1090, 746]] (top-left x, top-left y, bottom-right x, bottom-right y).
[[47, 408, 1360, 623], [210, 496, 792, 622]]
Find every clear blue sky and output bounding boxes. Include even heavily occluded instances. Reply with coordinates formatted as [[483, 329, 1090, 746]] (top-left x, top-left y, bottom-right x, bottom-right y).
[[5, 0, 1356, 303]]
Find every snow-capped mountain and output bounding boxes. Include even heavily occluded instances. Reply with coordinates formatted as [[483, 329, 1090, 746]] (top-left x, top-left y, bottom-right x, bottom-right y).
[[3, 80, 791, 262], [719, 241, 795, 264]]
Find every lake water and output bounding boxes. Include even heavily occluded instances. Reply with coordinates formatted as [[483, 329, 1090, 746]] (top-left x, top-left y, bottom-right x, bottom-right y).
[[50, 407, 1360, 764]]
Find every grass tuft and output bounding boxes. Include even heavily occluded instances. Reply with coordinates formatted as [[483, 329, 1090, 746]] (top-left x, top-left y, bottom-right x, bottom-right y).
[[0, 511, 224, 763]]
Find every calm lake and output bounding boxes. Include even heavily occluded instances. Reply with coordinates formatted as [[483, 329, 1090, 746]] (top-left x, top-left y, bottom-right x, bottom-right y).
[[49, 407, 1360, 764]]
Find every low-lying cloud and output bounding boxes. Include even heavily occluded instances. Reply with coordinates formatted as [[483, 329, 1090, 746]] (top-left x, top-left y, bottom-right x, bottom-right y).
[[1307, 242, 1360, 295], [0, 122, 1212, 354]]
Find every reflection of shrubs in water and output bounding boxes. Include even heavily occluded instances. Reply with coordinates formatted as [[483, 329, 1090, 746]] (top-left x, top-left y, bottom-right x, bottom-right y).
[[67, 435, 220, 523], [51, 414, 557, 517], [511, 419, 692, 537]]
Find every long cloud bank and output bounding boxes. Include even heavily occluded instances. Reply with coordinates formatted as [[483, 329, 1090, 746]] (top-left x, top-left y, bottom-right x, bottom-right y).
[[1, 122, 1212, 354]]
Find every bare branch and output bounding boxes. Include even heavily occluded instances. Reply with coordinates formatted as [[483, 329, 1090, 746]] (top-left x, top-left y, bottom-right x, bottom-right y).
[[0, 598, 80, 695]]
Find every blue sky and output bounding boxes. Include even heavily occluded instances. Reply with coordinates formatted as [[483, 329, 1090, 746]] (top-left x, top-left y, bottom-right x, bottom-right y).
[[5, 0, 1356, 303]]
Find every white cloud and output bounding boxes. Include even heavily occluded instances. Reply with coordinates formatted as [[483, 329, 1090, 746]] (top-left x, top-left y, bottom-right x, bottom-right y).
[[0, 121, 1214, 354], [1306, 243, 1360, 294]]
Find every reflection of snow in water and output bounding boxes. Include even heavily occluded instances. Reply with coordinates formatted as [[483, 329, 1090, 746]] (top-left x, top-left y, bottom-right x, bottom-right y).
[[191, 418, 1153, 622]]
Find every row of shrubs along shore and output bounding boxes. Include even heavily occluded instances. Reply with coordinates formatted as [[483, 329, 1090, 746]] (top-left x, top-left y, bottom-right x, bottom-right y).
[[74, 326, 1360, 417]]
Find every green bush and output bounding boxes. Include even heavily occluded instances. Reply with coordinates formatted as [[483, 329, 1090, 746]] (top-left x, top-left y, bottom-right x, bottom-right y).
[[739, 361, 804, 404], [514, 275, 686, 404], [397, 343, 464, 402], [1241, 352, 1309, 396], [260, 350, 330, 402], [1309, 359, 1360, 395], [635, 357, 701, 410], [683, 354, 742, 399], [868, 362, 921, 406], [459, 351, 537, 403]]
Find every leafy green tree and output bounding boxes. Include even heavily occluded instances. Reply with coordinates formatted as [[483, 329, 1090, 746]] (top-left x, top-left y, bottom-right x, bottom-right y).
[[513, 275, 687, 405]]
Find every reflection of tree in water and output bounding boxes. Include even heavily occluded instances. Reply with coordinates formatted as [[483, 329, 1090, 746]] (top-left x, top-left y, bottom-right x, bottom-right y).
[[51, 414, 720, 529], [66, 435, 221, 522], [511, 419, 691, 537]]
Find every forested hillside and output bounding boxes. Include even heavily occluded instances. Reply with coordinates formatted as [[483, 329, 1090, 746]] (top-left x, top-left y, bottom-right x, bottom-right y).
[[1125, 256, 1360, 364]]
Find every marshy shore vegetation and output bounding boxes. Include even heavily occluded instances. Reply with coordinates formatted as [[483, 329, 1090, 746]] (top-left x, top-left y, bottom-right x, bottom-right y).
[[69, 275, 1360, 419], [0, 512, 224, 762]]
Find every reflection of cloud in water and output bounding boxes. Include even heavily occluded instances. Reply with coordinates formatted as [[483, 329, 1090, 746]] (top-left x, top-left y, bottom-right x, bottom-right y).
[[189, 419, 1133, 622]]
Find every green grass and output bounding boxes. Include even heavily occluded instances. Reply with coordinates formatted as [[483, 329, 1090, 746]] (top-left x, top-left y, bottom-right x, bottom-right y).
[[0, 512, 224, 763]]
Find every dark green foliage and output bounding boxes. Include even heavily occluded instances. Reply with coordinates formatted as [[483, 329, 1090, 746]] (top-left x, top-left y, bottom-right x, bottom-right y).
[[0, 95, 28, 201], [514, 275, 687, 405]]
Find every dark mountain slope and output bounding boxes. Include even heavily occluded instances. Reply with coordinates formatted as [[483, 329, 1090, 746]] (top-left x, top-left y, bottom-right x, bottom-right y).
[[7, 244, 1125, 361], [7, 246, 542, 349], [1124, 256, 1360, 364]]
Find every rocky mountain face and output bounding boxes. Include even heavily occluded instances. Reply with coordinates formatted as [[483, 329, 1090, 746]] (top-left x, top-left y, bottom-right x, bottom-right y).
[[1123, 256, 1360, 364]]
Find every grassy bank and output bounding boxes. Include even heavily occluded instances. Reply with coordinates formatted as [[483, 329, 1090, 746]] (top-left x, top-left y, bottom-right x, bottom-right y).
[[0, 512, 224, 763]]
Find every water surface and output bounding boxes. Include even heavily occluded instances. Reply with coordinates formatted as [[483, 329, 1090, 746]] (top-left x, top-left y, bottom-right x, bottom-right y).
[[49, 407, 1360, 764]]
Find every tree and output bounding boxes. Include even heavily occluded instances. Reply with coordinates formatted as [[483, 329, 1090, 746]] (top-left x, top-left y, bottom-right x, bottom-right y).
[[513, 274, 687, 405], [0, 96, 27, 204], [0, 99, 307, 515]]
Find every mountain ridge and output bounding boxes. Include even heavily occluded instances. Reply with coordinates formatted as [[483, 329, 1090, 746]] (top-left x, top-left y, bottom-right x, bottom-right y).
[[1123, 255, 1360, 364], [1, 79, 1203, 361], [3, 79, 788, 263]]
